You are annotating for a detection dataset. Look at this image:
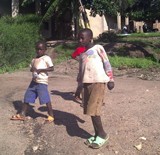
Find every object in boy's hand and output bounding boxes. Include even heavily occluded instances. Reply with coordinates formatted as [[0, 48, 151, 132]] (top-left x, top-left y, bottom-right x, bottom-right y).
[[107, 81, 115, 90], [71, 46, 86, 59]]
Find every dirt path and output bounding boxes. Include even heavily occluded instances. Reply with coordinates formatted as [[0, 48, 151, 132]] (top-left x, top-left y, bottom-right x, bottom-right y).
[[1, 60, 160, 155]]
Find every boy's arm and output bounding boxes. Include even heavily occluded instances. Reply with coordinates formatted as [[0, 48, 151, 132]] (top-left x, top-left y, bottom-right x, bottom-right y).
[[36, 56, 54, 74], [98, 46, 114, 81], [30, 59, 35, 72], [36, 66, 54, 74]]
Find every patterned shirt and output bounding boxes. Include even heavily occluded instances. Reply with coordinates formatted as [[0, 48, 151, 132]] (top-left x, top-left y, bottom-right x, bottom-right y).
[[80, 45, 113, 83]]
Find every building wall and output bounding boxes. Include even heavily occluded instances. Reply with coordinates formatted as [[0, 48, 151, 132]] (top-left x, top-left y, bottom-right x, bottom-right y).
[[85, 9, 108, 38], [153, 20, 160, 31], [81, 9, 110, 38]]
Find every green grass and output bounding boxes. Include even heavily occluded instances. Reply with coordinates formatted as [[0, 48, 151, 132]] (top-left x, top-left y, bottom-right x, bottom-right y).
[[54, 43, 77, 63], [119, 32, 160, 37], [109, 56, 160, 69]]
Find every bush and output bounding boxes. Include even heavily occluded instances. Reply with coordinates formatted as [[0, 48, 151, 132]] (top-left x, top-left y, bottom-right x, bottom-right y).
[[0, 14, 42, 73], [96, 31, 118, 43]]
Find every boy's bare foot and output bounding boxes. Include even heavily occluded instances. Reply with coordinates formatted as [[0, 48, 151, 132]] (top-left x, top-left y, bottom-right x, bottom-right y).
[[75, 96, 82, 101], [80, 103, 84, 107]]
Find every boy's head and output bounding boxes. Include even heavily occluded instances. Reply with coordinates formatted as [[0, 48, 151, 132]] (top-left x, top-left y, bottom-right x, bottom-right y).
[[78, 28, 93, 48], [35, 40, 47, 57]]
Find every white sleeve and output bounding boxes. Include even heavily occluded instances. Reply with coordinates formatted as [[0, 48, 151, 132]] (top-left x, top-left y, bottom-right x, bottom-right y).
[[45, 56, 54, 67]]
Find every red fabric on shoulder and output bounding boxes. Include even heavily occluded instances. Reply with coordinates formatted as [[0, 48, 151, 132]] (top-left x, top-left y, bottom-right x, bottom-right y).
[[71, 47, 86, 59]]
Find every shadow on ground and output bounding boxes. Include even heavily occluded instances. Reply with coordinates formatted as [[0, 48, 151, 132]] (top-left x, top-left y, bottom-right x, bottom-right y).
[[39, 107, 91, 139], [12, 100, 47, 119], [12, 101, 90, 139], [51, 90, 81, 104], [51, 90, 74, 100]]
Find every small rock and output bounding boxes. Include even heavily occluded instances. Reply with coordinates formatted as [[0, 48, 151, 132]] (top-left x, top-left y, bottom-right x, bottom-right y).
[[139, 137, 147, 140], [134, 142, 142, 151], [32, 145, 39, 152], [115, 151, 119, 154]]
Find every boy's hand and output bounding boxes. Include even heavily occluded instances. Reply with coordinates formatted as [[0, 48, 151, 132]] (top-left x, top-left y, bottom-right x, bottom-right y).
[[107, 81, 115, 90], [30, 67, 36, 72]]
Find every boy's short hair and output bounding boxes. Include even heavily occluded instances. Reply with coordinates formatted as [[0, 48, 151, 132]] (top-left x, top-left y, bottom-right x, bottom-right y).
[[36, 40, 47, 49], [79, 28, 93, 39]]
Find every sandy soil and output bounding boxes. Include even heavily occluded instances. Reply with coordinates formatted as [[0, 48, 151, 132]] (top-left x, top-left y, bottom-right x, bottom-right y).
[[1, 59, 160, 155]]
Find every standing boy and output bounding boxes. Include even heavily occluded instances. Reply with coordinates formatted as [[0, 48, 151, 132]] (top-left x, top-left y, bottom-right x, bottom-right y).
[[11, 40, 54, 123], [78, 28, 114, 149]]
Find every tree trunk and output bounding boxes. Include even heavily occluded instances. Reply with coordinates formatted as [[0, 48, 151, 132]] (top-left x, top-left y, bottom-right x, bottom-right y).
[[35, 0, 41, 15], [117, 12, 121, 30], [12, 0, 19, 17]]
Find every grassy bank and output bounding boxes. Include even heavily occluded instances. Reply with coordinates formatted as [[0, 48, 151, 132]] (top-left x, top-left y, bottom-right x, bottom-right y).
[[0, 23, 160, 73], [54, 32, 160, 69]]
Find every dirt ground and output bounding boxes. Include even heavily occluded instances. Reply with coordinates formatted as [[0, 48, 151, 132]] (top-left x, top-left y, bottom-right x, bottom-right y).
[[1, 59, 160, 155]]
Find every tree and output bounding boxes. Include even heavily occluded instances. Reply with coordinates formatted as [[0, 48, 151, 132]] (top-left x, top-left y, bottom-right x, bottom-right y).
[[126, 0, 160, 21], [83, 0, 135, 17]]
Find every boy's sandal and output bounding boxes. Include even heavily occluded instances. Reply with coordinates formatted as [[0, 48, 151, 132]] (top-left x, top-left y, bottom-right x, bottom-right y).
[[10, 114, 25, 121], [84, 136, 96, 146], [44, 115, 54, 123], [89, 135, 109, 149]]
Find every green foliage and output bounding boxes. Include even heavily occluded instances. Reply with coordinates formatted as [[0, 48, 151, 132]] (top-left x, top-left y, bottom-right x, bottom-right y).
[[87, 0, 118, 16], [1, 14, 41, 24], [85, 0, 135, 17], [41, 0, 60, 22], [0, 14, 41, 73], [127, 0, 160, 21], [41, 0, 74, 22]]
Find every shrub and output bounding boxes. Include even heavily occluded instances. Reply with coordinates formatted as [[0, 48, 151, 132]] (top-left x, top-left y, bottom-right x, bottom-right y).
[[96, 31, 118, 43], [0, 14, 42, 73]]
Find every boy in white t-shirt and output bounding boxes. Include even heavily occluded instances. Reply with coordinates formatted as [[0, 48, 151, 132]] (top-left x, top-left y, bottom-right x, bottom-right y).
[[11, 40, 54, 123]]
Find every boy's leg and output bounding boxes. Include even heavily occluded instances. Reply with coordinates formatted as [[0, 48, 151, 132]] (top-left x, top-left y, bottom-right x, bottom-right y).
[[11, 81, 36, 121], [45, 102, 54, 122], [90, 115, 109, 149], [21, 102, 29, 116], [46, 102, 54, 117], [91, 116, 106, 139], [83, 83, 109, 148], [11, 102, 29, 120], [75, 82, 83, 100], [38, 83, 54, 122]]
